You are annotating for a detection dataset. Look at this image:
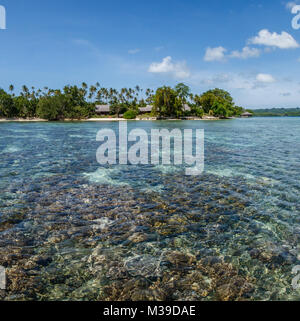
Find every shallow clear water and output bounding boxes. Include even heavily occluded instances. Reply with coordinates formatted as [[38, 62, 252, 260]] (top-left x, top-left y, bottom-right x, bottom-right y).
[[1, 118, 300, 301]]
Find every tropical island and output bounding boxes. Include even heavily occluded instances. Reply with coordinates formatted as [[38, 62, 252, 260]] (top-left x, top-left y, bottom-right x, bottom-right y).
[[0, 83, 250, 121], [252, 108, 300, 117]]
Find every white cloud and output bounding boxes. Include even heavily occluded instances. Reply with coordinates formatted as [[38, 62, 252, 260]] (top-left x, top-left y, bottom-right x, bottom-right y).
[[256, 73, 276, 83], [230, 46, 261, 59], [199, 73, 231, 86], [128, 49, 140, 54], [286, 1, 299, 10], [204, 46, 260, 62], [148, 56, 190, 79], [204, 47, 227, 62], [204, 30, 298, 63], [248, 29, 299, 49], [185, 70, 300, 108]]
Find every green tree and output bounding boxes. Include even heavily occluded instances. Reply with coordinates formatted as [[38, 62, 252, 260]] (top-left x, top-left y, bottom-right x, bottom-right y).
[[110, 102, 128, 117], [0, 89, 17, 118], [36, 94, 67, 120], [212, 100, 229, 118], [232, 106, 244, 116], [13, 96, 34, 118], [195, 92, 216, 113], [9, 85, 14, 97], [206, 88, 233, 104], [0, 83, 243, 121], [196, 88, 234, 114], [123, 110, 137, 119], [152, 86, 183, 117], [175, 83, 190, 103], [191, 106, 204, 118]]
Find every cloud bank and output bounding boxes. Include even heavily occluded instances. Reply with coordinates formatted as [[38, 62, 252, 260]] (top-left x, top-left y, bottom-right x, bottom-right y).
[[204, 47, 227, 62], [248, 29, 299, 49], [148, 56, 190, 79], [256, 73, 276, 83], [229, 46, 261, 59]]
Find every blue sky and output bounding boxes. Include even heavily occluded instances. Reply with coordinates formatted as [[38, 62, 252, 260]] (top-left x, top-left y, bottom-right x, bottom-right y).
[[1, 0, 300, 108]]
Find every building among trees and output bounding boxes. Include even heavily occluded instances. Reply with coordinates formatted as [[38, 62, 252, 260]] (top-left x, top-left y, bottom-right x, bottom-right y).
[[95, 105, 111, 114], [139, 105, 153, 114], [241, 112, 253, 117]]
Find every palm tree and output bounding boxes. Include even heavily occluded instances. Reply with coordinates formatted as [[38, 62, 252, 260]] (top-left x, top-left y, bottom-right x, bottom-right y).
[[9, 84, 15, 97], [145, 88, 154, 104], [134, 85, 141, 102], [89, 85, 97, 100], [103, 88, 109, 104], [81, 82, 88, 98], [22, 85, 29, 98], [120, 88, 127, 104], [96, 89, 103, 103]]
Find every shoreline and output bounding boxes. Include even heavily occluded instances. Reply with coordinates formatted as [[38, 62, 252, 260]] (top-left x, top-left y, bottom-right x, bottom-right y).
[[0, 116, 228, 122], [0, 118, 48, 122]]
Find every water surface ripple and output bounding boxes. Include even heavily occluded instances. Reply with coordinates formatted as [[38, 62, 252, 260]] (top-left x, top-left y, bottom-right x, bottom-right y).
[[0, 118, 300, 301]]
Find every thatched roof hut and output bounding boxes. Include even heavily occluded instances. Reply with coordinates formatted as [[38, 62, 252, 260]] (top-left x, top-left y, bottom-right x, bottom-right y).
[[241, 111, 253, 117], [95, 105, 110, 114], [139, 105, 153, 113]]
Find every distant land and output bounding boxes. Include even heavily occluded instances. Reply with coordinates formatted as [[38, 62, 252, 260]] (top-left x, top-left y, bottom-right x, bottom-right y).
[[252, 108, 300, 117]]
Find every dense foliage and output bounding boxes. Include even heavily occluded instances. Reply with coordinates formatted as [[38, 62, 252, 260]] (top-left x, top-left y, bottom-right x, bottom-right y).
[[152, 86, 244, 118], [253, 108, 300, 117], [0, 83, 246, 120], [123, 110, 138, 119], [193, 88, 244, 118], [152, 86, 184, 118]]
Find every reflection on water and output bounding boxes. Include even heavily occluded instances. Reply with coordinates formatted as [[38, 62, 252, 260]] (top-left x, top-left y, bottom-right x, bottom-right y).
[[1, 118, 300, 301]]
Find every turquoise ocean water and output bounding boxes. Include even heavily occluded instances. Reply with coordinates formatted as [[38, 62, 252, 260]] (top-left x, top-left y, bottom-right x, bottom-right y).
[[1, 118, 300, 301]]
